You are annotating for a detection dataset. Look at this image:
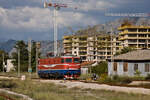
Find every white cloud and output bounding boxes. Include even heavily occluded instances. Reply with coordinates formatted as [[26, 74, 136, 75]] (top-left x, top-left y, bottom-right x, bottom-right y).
[[0, 6, 98, 32], [78, 0, 115, 11], [0, 7, 52, 32]]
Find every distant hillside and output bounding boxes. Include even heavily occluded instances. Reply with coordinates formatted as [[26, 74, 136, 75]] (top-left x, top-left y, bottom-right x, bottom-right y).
[[40, 40, 63, 57], [0, 39, 16, 53], [75, 18, 150, 36], [8, 40, 63, 57], [0, 39, 63, 57], [0, 18, 150, 56]]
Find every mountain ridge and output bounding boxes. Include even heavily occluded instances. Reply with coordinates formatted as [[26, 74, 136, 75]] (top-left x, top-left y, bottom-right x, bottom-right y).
[[0, 18, 150, 56]]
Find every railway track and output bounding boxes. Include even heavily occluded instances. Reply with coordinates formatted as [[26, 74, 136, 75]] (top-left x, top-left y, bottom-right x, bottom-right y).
[[0, 74, 81, 81]]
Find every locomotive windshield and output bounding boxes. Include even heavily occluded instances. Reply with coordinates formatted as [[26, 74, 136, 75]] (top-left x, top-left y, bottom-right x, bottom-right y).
[[65, 58, 72, 63], [61, 59, 64, 63], [74, 58, 80, 63]]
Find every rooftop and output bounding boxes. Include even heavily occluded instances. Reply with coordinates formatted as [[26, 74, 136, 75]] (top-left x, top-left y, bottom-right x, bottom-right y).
[[111, 49, 150, 61], [118, 25, 150, 30]]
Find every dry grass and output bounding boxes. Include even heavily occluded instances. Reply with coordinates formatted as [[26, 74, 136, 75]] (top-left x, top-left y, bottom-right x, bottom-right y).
[[0, 78, 150, 100]]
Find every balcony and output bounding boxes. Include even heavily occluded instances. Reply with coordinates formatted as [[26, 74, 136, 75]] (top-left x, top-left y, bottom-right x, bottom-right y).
[[79, 49, 87, 52], [63, 35, 73, 39], [63, 40, 72, 43], [119, 37, 139, 40], [119, 31, 150, 35], [79, 53, 87, 55], [118, 26, 150, 30]]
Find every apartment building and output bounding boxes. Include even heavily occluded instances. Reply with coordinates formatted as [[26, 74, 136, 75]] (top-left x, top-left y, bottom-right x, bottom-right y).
[[118, 25, 150, 49], [63, 34, 122, 62]]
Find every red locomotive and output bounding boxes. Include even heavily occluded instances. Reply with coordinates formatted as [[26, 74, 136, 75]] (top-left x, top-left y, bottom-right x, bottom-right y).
[[38, 55, 81, 79]]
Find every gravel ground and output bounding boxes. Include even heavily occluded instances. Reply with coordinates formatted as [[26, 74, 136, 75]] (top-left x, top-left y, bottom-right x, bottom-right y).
[[39, 80, 150, 95], [129, 81, 150, 85]]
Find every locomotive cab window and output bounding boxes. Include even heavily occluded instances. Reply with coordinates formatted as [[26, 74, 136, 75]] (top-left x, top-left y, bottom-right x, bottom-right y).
[[61, 59, 64, 63], [65, 58, 72, 63], [74, 58, 80, 63]]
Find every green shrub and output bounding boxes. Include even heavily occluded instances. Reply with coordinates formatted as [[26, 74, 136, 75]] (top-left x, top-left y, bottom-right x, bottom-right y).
[[79, 74, 92, 80], [0, 80, 17, 88], [98, 75, 132, 84], [98, 74, 112, 83], [145, 74, 150, 80], [131, 76, 145, 81], [120, 77, 132, 84], [134, 70, 141, 77], [91, 61, 108, 76]]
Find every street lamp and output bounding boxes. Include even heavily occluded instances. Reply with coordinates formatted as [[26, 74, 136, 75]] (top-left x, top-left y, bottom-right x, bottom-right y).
[[36, 42, 41, 77]]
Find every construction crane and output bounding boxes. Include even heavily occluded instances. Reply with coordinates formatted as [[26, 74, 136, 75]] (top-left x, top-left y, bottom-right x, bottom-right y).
[[44, 1, 78, 56]]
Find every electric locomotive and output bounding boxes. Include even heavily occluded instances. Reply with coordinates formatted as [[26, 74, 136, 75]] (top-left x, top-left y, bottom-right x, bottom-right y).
[[38, 55, 81, 79]]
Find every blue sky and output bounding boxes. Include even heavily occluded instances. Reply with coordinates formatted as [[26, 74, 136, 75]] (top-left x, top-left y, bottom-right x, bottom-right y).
[[0, 0, 149, 41]]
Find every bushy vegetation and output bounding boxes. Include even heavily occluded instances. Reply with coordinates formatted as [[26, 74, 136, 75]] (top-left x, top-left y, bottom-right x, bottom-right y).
[[91, 61, 108, 76], [0, 78, 150, 100], [0, 96, 5, 100], [0, 50, 9, 71], [145, 74, 150, 80], [12, 40, 40, 72], [79, 74, 92, 81], [115, 47, 134, 55], [0, 79, 17, 88], [98, 74, 132, 85]]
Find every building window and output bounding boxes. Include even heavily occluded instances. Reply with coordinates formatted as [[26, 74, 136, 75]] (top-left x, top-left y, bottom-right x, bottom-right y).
[[123, 62, 128, 72], [113, 62, 117, 72], [134, 64, 138, 71], [145, 64, 150, 72]]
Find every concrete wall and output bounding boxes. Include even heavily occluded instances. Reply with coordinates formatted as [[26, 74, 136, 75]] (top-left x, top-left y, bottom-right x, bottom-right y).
[[81, 68, 88, 75], [6, 59, 15, 72], [108, 61, 150, 77]]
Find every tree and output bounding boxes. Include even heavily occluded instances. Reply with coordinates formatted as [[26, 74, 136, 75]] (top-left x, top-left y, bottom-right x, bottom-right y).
[[12, 40, 28, 72], [121, 18, 132, 27], [115, 47, 134, 56], [91, 61, 108, 76], [12, 40, 40, 72], [0, 50, 9, 71], [31, 41, 41, 72]]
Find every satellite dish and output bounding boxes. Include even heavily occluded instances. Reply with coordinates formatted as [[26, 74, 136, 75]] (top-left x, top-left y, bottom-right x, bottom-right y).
[[44, 2, 48, 8]]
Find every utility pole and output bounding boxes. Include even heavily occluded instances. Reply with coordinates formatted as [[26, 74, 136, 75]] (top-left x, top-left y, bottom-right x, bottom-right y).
[[111, 28, 113, 62], [18, 49, 20, 77], [54, 7, 58, 56], [36, 42, 40, 77], [2, 53, 4, 73], [110, 27, 114, 75], [28, 38, 32, 78]]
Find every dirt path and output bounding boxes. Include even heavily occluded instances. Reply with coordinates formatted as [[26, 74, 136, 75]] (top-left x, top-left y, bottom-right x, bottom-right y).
[[39, 80, 150, 95], [0, 89, 33, 100]]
